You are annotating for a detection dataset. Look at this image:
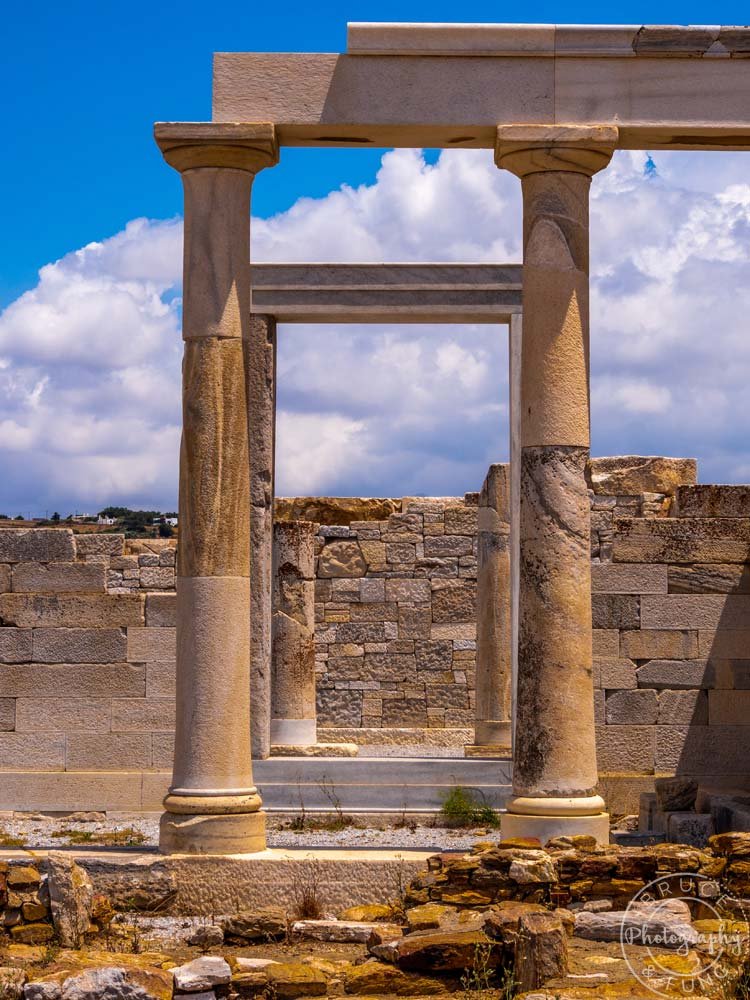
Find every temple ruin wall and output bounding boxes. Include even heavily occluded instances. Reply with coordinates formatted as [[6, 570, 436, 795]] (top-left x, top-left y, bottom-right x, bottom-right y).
[[0, 455, 748, 811]]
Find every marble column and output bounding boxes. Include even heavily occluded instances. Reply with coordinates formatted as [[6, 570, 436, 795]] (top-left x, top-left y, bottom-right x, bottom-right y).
[[246, 315, 277, 760], [271, 520, 317, 747], [472, 463, 512, 753], [495, 126, 617, 843], [154, 123, 278, 854]]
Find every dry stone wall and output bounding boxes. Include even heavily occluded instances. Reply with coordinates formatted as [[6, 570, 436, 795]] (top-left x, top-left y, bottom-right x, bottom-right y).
[[0, 456, 749, 810]]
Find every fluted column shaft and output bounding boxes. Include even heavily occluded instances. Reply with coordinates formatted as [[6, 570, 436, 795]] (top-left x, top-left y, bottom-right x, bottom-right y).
[[495, 126, 616, 842], [154, 124, 278, 854]]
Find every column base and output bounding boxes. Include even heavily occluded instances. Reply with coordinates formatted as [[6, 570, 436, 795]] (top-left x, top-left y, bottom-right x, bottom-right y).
[[159, 810, 266, 855], [501, 810, 610, 845]]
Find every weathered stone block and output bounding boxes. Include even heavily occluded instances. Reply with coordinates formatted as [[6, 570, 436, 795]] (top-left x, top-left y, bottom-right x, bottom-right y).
[[654, 725, 749, 773], [596, 726, 654, 772], [12, 562, 106, 594], [145, 593, 176, 627], [675, 485, 750, 518], [594, 689, 605, 724], [0, 733, 65, 769], [425, 684, 468, 709], [317, 540, 367, 578], [641, 594, 750, 630], [424, 536, 473, 557], [587, 456, 696, 496], [0, 528, 75, 564], [593, 630, 619, 656], [613, 517, 750, 564], [708, 690, 750, 725], [0, 663, 145, 697], [385, 579, 431, 603], [431, 580, 476, 623], [152, 732, 175, 767], [74, 534, 125, 556], [316, 687, 362, 726], [127, 627, 176, 661], [592, 595, 640, 629], [32, 628, 126, 664], [66, 733, 152, 769], [0, 593, 144, 627], [385, 543, 416, 563], [606, 690, 658, 724], [111, 698, 176, 732], [620, 630, 698, 659], [591, 564, 667, 595], [382, 697, 428, 725], [698, 630, 750, 657], [359, 540, 387, 567], [415, 641, 453, 671], [350, 602, 398, 623], [713, 659, 750, 689], [0, 564, 9, 592], [668, 564, 750, 594], [595, 658, 637, 689], [658, 689, 708, 725], [444, 507, 478, 535], [362, 654, 416, 682], [431, 623, 475, 641], [14, 697, 111, 732], [359, 579, 385, 603], [0, 628, 32, 663], [146, 661, 176, 698], [636, 659, 714, 689], [398, 607, 432, 639], [0, 698, 15, 730], [667, 812, 714, 847], [139, 566, 175, 589]]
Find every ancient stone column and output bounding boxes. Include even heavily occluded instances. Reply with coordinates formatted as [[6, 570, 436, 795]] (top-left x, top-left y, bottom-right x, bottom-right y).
[[271, 520, 317, 747], [472, 463, 512, 753], [154, 123, 278, 854], [495, 126, 617, 842], [247, 314, 277, 760]]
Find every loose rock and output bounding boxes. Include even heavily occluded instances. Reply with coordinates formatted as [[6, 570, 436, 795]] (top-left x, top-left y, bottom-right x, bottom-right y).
[[221, 907, 287, 942], [170, 957, 231, 992], [293, 919, 402, 943], [47, 854, 94, 948]]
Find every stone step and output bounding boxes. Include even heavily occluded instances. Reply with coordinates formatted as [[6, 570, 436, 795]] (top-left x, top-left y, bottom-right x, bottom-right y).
[[254, 755, 512, 812]]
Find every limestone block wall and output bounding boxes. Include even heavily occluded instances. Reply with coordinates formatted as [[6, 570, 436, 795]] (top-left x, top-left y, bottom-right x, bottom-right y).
[[310, 497, 480, 734], [1, 456, 749, 812]]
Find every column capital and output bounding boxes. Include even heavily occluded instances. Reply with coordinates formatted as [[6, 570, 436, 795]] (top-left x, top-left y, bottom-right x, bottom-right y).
[[154, 122, 279, 173], [495, 125, 618, 178]]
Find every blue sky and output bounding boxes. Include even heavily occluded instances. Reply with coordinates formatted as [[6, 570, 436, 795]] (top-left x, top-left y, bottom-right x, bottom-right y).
[[2, 3, 750, 514]]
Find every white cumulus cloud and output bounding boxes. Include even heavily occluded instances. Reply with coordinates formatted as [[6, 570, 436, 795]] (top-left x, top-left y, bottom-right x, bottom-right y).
[[0, 147, 749, 514]]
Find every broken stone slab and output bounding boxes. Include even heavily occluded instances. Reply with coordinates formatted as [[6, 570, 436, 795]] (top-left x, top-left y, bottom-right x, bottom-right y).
[[220, 907, 287, 941], [574, 901, 698, 949], [59, 967, 172, 999], [337, 903, 395, 922], [47, 854, 94, 949], [292, 919, 403, 943], [186, 924, 224, 948], [514, 911, 568, 992], [396, 928, 501, 972], [508, 851, 557, 883], [170, 957, 231, 992], [234, 958, 281, 972], [404, 903, 456, 932], [264, 961, 328, 998], [342, 958, 447, 996], [587, 457, 696, 497], [655, 777, 698, 813]]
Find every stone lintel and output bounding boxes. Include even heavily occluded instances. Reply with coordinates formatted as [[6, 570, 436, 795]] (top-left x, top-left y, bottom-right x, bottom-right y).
[[213, 52, 750, 150], [347, 23, 747, 59], [250, 263, 522, 324], [154, 122, 278, 172]]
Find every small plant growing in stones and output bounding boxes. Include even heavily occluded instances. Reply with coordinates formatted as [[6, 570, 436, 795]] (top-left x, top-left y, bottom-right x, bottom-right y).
[[38, 941, 61, 968], [291, 859, 324, 920], [460, 942, 497, 994], [441, 786, 501, 829]]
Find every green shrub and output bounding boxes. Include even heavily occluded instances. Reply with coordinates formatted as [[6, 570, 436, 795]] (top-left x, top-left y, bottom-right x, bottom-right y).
[[440, 786, 501, 828]]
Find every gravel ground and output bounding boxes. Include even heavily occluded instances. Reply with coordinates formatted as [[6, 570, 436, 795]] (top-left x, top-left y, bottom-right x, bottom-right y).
[[0, 812, 488, 852]]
